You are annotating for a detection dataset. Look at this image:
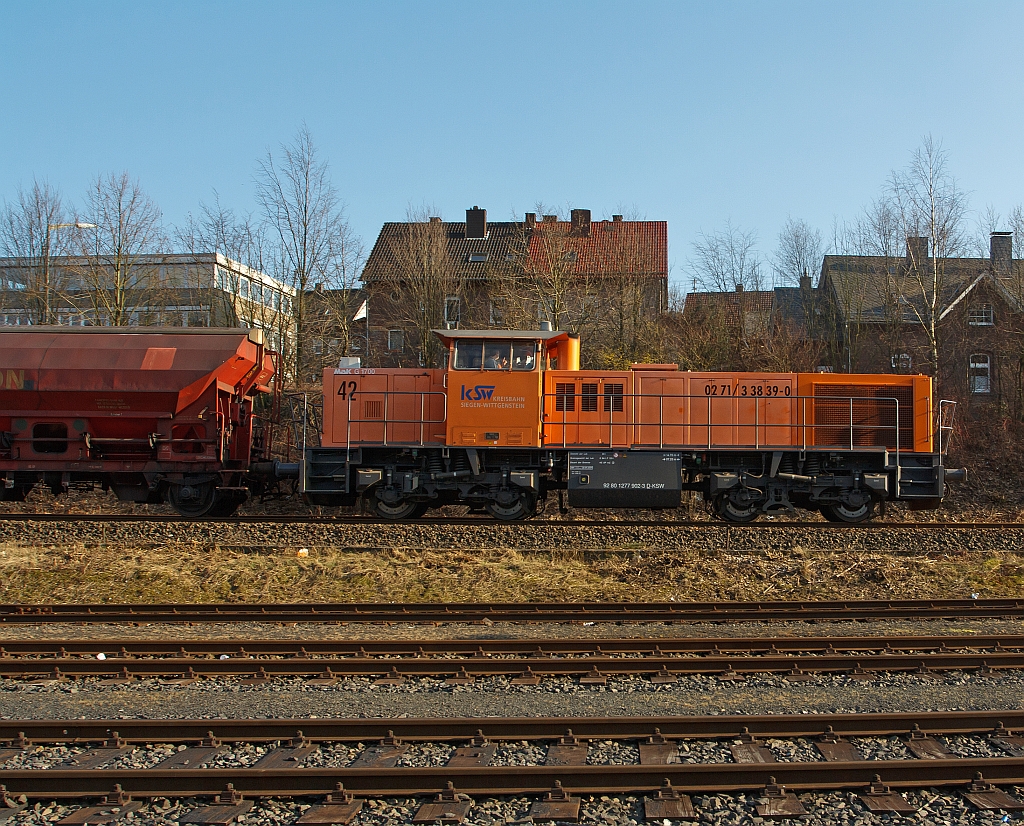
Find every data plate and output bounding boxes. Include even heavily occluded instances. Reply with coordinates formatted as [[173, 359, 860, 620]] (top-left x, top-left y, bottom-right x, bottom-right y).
[[568, 451, 682, 509], [295, 802, 363, 825]]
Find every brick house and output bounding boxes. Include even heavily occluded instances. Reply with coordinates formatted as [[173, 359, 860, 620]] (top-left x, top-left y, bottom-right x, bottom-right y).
[[360, 207, 668, 368], [818, 232, 1024, 414]]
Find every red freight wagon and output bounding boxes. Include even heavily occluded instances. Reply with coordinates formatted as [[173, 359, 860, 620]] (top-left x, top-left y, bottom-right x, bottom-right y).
[[0, 327, 274, 516]]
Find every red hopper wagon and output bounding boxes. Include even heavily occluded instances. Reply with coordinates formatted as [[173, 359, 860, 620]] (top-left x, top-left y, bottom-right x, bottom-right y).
[[0, 327, 274, 516]]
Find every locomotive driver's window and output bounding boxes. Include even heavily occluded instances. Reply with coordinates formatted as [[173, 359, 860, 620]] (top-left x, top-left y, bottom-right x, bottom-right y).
[[453, 340, 482, 369], [512, 342, 536, 371], [484, 340, 511, 370]]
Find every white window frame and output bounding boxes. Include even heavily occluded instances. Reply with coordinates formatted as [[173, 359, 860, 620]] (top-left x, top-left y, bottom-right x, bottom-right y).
[[387, 329, 404, 352], [444, 296, 461, 329], [489, 298, 505, 327], [969, 353, 992, 394], [968, 303, 994, 326], [891, 353, 912, 372]]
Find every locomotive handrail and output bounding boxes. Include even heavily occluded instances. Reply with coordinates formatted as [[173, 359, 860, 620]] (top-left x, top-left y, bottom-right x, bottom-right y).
[[541, 391, 908, 453], [343, 390, 448, 452]]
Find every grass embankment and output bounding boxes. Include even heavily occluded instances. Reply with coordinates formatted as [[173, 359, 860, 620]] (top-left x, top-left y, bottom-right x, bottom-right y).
[[2, 542, 1023, 604]]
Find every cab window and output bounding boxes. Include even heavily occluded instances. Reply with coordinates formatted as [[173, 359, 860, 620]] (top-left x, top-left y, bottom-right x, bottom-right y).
[[482, 340, 511, 370], [453, 340, 482, 369], [512, 342, 537, 371]]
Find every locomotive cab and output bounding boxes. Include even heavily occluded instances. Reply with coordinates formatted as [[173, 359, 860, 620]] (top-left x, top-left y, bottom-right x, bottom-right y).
[[436, 329, 579, 449]]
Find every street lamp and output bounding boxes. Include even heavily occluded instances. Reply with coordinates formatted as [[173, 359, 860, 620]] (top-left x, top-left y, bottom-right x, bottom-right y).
[[43, 222, 96, 325]]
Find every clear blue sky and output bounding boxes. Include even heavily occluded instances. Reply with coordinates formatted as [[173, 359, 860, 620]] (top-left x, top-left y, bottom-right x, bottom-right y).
[[2, 1, 1022, 288]]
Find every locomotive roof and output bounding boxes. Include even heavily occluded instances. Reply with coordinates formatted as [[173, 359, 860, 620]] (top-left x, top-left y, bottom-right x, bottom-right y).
[[432, 328, 573, 346], [0, 326, 265, 344]]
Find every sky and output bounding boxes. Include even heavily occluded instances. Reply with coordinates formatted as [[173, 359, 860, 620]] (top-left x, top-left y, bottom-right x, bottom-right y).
[[2, 1, 1023, 289]]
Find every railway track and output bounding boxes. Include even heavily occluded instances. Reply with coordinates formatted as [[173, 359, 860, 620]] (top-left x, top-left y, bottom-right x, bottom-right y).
[[2, 713, 1024, 816], [3, 634, 1024, 681], [0, 512, 1018, 529], [4, 598, 1024, 624]]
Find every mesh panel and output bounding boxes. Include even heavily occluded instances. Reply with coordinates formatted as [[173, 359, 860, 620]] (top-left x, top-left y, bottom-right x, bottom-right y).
[[813, 384, 914, 448]]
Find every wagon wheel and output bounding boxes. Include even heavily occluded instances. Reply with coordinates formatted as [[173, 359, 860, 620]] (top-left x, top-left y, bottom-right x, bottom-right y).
[[714, 493, 760, 523], [485, 489, 537, 521], [820, 500, 876, 523], [372, 495, 429, 520], [167, 482, 218, 517]]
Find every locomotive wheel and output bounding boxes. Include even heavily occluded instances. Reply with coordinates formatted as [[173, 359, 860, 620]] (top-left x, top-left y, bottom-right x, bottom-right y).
[[820, 500, 876, 523], [167, 482, 218, 517], [486, 490, 537, 521], [714, 493, 760, 523], [372, 497, 429, 520]]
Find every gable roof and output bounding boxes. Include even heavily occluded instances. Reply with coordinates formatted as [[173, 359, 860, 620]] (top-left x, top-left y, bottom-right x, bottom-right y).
[[526, 219, 667, 278], [360, 215, 668, 283], [361, 220, 527, 283], [820, 253, 1023, 324]]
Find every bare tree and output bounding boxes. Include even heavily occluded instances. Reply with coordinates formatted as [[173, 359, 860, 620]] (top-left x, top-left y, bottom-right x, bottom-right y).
[[76, 172, 165, 326], [689, 220, 766, 292], [772, 217, 822, 286], [255, 125, 361, 384], [886, 136, 970, 377], [382, 208, 463, 369], [0, 179, 74, 323]]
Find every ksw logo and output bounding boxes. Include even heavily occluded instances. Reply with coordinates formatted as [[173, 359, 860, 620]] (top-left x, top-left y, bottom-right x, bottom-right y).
[[460, 385, 496, 401]]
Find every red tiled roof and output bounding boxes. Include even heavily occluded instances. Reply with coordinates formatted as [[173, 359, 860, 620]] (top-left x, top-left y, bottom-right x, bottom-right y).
[[526, 220, 667, 278]]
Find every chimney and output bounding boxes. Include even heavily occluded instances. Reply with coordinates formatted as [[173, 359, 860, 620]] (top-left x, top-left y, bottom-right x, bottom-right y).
[[466, 206, 487, 239], [525, 212, 536, 228], [612, 214, 623, 222], [543, 214, 558, 223], [991, 231, 1013, 274], [799, 269, 812, 291], [429, 216, 441, 223], [906, 236, 929, 268], [735, 284, 744, 293], [570, 208, 592, 238]]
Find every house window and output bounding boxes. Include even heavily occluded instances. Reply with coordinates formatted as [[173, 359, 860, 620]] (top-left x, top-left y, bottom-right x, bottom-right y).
[[444, 296, 461, 328], [387, 329, 404, 351], [489, 298, 505, 326], [891, 353, 912, 372], [898, 296, 916, 322], [562, 250, 578, 263], [968, 304, 994, 326], [467, 252, 489, 263], [969, 354, 991, 394], [312, 340, 323, 356]]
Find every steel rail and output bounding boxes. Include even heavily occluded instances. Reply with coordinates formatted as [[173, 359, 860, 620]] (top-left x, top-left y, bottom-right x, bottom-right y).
[[4, 599, 1024, 624], [5, 651, 1024, 679], [4, 711, 1024, 743], [5, 759, 1024, 798], [0, 513, 1019, 529], [4, 633, 1022, 658]]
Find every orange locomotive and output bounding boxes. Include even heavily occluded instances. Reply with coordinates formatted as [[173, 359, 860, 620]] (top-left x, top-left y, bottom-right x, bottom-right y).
[[303, 328, 964, 522]]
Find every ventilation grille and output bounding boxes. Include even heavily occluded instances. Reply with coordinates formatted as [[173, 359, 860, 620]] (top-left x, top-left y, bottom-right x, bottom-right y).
[[813, 384, 914, 448], [581, 383, 599, 412], [555, 383, 575, 412], [604, 383, 624, 412], [364, 400, 383, 420]]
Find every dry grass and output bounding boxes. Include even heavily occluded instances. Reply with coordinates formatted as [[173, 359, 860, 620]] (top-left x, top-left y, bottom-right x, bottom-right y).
[[2, 540, 1023, 605]]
